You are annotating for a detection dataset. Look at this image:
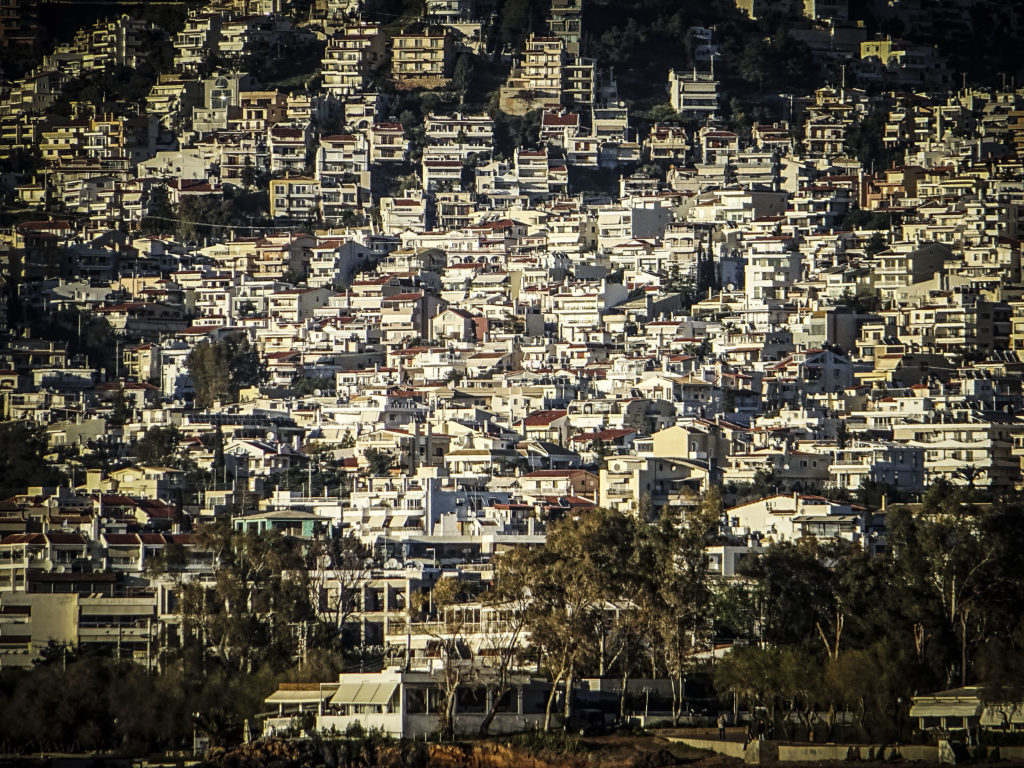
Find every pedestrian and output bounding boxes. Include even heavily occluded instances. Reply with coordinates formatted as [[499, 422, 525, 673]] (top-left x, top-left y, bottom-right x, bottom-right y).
[[718, 713, 727, 741]]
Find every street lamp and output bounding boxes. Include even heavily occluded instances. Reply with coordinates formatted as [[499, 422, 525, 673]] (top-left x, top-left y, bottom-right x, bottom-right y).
[[896, 697, 904, 750]]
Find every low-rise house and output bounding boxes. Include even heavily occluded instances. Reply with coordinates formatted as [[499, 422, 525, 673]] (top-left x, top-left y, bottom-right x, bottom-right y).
[[263, 668, 551, 739]]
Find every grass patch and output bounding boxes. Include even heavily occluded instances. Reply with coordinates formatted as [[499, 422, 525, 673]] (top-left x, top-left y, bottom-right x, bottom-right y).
[[504, 729, 590, 755]]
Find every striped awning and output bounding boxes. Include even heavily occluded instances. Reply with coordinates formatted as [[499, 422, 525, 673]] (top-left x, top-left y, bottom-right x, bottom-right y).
[[330, 681, 398, 707]]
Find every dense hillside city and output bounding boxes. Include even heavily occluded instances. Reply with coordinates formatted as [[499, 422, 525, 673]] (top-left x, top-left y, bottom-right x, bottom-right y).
[[2, 0, 1024, 761]]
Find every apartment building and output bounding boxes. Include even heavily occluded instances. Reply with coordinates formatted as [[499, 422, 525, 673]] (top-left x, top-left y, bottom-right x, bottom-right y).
[[391, 29, 454, 85]]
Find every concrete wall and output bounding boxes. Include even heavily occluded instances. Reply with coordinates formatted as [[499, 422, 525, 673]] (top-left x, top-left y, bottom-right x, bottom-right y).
[[778, 744, 910, 761], [900, 745, 940, 761], [668, 737, 748, 760], [670, 737, 944, 764]]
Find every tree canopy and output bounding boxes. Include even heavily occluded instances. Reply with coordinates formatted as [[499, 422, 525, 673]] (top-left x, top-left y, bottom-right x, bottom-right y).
[[186, 335, 264, 408], [0, 421, 65, 498]]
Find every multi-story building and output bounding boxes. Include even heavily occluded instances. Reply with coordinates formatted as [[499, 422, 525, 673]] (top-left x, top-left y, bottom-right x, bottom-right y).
[[499, 35, 564, 115], [391, 29, 454, 85], [668, 69, 719, 117], [367, 122, 408, 164], [548, 0, 583, 54], [321, 23, 386, 95], [269, 177, 321, 221]]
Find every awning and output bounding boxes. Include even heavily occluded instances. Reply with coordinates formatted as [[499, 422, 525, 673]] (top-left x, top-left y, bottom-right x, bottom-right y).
[[266, 688, 334, 705], [981, 705, 1024, 726], [909, 701, 981, 718], [330, 681, 398, 707]]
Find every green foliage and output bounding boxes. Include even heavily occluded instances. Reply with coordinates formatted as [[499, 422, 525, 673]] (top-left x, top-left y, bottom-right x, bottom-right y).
[[496, 0, 546, 50], [865, 232, 889, 256], [27, 307, 118, 375], [181, 521, 316, 673], [175, 192, 267, 243], [738, 539, 838, 650], [363, 447, 396, 476], [281, 266, 306, 286], [0, 421, 65, 498], [504, 728, 588, 755], [291, 375, 335, 396], [716, 488, 1024, 741], [186, 334, 265, 408], [491, 109, 542, 161], [140, 184, 176, 234], [0, 653, 303, 753], [846, 108, 901, 171], [108, 388, 133, 427], [241, 37, 326, 92], [135, 425, 183, 468], [837, 287, 881, 314]]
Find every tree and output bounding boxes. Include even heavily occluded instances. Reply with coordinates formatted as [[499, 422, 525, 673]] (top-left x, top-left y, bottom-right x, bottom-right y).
[[108, 388, 133, 427], [451, 54, 473, 105], [865, 232, 888, 256], [136, 425, 183, 468], [887, 486, 1003, 688], [363, 448, 396, 476], [835, 420, 850, 450], [477, 546, 534, 736], [650, 490, 722, 724], [180, 521, 314, 674], [410, 576, 479, 740], [776, 646, 824, 740], [186, 334, 264, 408], [739, 539, 836, 650], [305, 532, 372, 651], [714, 645, 784, 723], [0, 421, 65, 498], [521, 516, 605, 731], [140, 184, 175, 234]]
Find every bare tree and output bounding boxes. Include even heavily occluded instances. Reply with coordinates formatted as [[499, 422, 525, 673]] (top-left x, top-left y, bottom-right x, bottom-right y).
[[421, 577, 477, 739], [477, 546, 532, 736], [306, 532, 372, 651]]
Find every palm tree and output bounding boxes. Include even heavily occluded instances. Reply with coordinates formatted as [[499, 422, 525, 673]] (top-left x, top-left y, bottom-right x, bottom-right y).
[[953, 464, 986, 493]]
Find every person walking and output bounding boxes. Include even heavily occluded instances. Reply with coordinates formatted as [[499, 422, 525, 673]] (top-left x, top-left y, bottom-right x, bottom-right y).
[[718, 713, 727, 741]]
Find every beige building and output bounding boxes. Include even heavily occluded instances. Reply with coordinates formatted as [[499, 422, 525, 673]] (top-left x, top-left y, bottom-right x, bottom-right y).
[[599, 455, 708, 517], [0, 590, 159, 668], [391, 29, 454, 85]]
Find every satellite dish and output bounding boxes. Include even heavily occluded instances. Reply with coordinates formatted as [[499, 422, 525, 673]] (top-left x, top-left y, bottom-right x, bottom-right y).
[[42, 558, 54, 572], [384, 557, 400, 570], [727, 283, 735, 291], [313, 389, 322, 397]]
